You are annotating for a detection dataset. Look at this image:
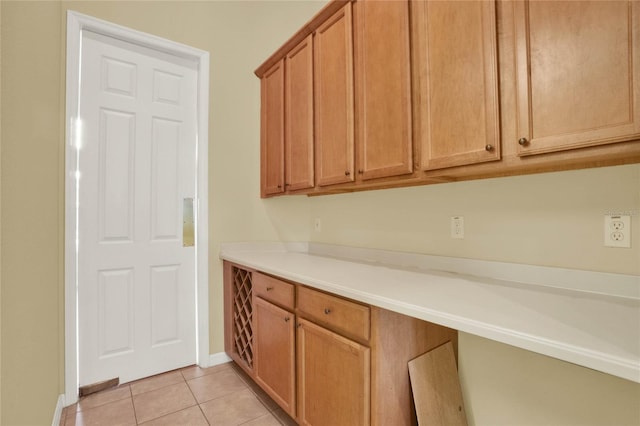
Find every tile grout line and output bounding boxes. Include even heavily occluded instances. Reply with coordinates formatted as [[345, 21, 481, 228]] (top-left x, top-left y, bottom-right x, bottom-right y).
[[226, 367, 287, 426], [128, 386, 139, 426], [135, 376, 201, 425], [182, 370, 212, 425]]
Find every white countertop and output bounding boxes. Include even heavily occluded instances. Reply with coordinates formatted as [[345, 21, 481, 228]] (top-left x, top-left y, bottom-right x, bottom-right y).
[[219, 242, 640, 383]]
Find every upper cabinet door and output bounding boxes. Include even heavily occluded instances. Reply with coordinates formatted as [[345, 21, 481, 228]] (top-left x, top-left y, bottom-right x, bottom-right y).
[[314, 3, 355, 186], [260, 60, 285, 196], [515, 1, 640, 156], [414, 0, 500, 171], [285, 35, 315, 192], [354, 0, 413, 180]]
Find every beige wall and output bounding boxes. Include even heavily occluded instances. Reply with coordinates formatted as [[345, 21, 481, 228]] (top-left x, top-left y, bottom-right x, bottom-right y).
[[1, 1, 639, 425], [0, 1, 320, 424], [305, 163, 640, 425], [307, 164, 640, 275], [1, 2, 64, 425], [0, 2, 3, 422]]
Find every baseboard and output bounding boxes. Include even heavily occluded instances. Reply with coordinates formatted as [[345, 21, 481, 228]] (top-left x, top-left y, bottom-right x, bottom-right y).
[[52, 394, 65, 426], [209, 351, 232, 367]]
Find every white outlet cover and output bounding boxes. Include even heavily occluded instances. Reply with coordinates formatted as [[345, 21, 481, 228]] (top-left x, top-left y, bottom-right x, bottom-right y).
[[604, 215, 631, 248], [451, 216, 464, 239]]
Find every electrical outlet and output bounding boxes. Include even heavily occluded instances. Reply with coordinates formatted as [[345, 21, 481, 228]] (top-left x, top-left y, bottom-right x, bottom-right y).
[[314, 218, 322, 232], [604, 215, 631, 248], [451, 216, 464, 239]]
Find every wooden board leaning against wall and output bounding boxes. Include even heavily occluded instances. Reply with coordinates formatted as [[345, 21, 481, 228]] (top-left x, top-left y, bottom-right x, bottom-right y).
[[256, 0, 640, 198]]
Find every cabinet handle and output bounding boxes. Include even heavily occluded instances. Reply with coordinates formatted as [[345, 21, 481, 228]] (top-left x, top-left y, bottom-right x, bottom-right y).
[[284, 317, 290, 322], [266, 286, 273, 291], [277, 184, 282, 189], [324, 308, 332, 315], [358, 170, 363, 175], [297, 323, 302, 328], [285, 183, 290, 187], [344, 171, 350, 176], [485, 144, 494, 152], [518, 137, 529, 146]]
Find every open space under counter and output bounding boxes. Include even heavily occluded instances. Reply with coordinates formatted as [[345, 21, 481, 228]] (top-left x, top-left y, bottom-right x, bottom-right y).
[[219, 242, 640, 383]]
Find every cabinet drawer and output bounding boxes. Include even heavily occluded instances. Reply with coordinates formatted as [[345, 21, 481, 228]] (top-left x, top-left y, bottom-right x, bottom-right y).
[[297, 286, 370, 342], [253, 272, 295, 309]]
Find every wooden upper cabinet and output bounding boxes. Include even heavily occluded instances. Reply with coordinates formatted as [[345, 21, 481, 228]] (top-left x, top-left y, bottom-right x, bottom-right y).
[[260, 60, 285, 196], [515, 1, 640, 156], [413, 0, 500, 170], [285, 35, 315, 191], [314, 3, 355, 186], [354, 0, 413, 180]]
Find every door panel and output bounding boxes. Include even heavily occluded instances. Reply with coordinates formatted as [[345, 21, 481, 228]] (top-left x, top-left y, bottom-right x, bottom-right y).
[[254, 298, 296, 417], [98, 109, 135, 242], [285, 35, 315, 191], [297, 318, 370, 426], [354, 0, 413, 180], [151, 118, 180, 240], [261, 60, 285, 196], [515, 0, 640, 155], [79, 30, 197, 386], [98, 268, 134, 357], [415, 0, 500, 170], [314, 4, 355, 186], [150, 265, 181, 346]]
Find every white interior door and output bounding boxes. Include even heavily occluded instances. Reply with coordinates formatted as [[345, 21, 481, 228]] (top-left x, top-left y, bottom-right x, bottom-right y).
[[78, 30, 198, 386]]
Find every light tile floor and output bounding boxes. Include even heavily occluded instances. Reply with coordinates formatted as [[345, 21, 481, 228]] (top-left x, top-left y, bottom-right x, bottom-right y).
[[60, 362, 297, 426]]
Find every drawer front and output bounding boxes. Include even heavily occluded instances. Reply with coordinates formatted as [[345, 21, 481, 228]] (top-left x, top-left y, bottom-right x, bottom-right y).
[[253, 272, 295, 309], [297, 286, 370, 342]]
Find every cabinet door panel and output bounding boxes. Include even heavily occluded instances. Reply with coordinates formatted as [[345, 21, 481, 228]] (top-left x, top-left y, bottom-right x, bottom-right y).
[[354, 0, 413, 180], [286, 35, 314, 191], [414, 0, 500, 170], [297, 318, 370, 426], [254, 298, 296, 417], [315, 4, 355, 186], [260, 60, 285, 196], [515, 0, 640, 155]]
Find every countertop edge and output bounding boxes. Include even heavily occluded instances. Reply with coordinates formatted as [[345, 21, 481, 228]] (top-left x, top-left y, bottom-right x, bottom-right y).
[[219, 244, 640, 384]]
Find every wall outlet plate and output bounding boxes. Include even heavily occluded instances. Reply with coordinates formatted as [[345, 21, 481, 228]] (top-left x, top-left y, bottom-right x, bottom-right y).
[[604, 215, 631, 248], [451, 216, 464, 239]]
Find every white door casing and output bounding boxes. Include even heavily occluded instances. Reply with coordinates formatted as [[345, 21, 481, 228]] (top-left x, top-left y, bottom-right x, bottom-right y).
[[65, 11, 209, 403]]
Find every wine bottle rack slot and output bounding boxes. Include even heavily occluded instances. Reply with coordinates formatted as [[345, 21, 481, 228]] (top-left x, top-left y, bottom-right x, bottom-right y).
[[232, 266, 253, 369]]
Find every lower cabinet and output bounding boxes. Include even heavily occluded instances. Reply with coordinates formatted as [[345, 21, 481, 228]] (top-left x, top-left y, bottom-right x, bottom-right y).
[[297, 318, 370, 426], [224, 261, 458, 425], [254, 297, 296, 418]]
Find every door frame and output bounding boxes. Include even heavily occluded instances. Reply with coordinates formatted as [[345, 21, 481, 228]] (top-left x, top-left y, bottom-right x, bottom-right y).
[[64, 11, 210, 405]]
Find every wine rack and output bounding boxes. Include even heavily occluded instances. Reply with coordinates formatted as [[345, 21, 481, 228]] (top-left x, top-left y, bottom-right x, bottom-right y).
[[232, 266, 253, 369]]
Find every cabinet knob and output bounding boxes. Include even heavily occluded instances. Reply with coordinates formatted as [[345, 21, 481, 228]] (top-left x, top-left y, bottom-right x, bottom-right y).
[[285, 183, 290, 187], [344, 171, 350, 176], [266, 286, 273, 291], [284, 317, 290, 322], [518, 137, 529, 146], [358, 170, 364, 175], [485, 144, 494, 152], [324, 308, 332, 315], [277, 184, 282, 189]]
